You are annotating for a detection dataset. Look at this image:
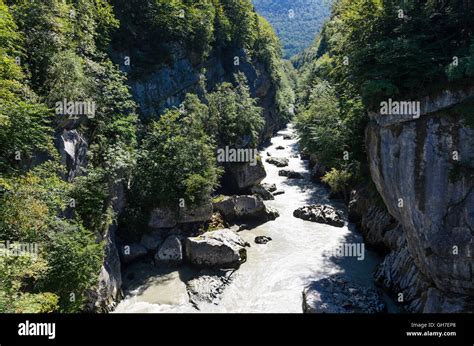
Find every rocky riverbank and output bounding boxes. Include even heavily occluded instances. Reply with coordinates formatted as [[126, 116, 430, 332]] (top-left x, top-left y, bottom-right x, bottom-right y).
[[114, 127, 393, 313]]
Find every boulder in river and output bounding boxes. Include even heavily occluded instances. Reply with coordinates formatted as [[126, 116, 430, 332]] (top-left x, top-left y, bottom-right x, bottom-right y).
[[251, 184, 275, 201], [185, 229, 249, 268], [154, 235, 183, 267], [186, 270, 234, 307], [213, 195, 279, 223], [293, 204, 345, 227], [303, 274, 386, 313], [186, 229, 247, 268], [266, 157, 289, 167], [225, 161, 267, 192], [283, 135, 292, 140], [276, 146, 285, 150], [255, 236, 272, 244], [278, 170, 304, 179]]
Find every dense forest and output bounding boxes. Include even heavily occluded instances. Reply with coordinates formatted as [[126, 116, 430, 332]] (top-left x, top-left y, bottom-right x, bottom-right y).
[[294, 0, 474, 198], [252, 0, 332, 58]]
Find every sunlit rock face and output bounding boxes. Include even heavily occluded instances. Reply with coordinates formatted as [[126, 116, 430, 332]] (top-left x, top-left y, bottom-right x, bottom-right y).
[[366, 89, 474, 312]]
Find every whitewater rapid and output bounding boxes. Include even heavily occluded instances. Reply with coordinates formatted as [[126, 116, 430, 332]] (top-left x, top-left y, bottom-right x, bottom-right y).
[[114, 126, 391, 313]]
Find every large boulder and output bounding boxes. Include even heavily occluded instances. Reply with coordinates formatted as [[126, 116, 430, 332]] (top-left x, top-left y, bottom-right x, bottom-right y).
[[303, 274, 386, 313], [293, 204, 345, 227], [154, 235, 183, 267], [278, 170, 304, 179], [250, 184, 275, 201], [225, 161, 267, 192], [213, 195, 279, 223], [185, 229, 247, 268], [266, 157, 289, 167]]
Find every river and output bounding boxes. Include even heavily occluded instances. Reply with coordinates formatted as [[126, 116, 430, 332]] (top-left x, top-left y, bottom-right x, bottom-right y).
[[114, 125, 396, 313]]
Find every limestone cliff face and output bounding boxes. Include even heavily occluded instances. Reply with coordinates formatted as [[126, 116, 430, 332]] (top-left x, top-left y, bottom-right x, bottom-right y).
[[124, 47, 281, 142], [365, 89, 474, 312]]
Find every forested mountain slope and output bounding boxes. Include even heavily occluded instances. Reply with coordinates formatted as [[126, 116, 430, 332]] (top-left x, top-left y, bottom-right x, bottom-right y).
[[252, 0, 332, 58]]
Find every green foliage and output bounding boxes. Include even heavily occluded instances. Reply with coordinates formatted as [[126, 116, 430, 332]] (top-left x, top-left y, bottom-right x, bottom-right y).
[[326, 0, 474, 107], [322, 167, 352, 196], [0, 0, 136, 313], [45, 50, 91, 104], [136, 106, 222, 208], [0, 164, 69, 242], [252, 0, 332, 58], [220, 0, 258, 50], [0, 101, 54, 172], [0, 0, 22, 56], [112, 0, 216, 67], [84, 59, 138, 180], [295, 79, 347, 168], [40, 220, 103, 312], [8, 0, 74, 90], [70, 168, 111, 235], [0, 254, 59, 313], [0, 164, 103, 313], [207, 73, 264, 148]]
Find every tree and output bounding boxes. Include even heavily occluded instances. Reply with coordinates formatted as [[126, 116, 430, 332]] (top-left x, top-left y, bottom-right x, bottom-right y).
[[208, 73, 264, 148], [295, 79, 346, 168], [136, 105, 221, 208]]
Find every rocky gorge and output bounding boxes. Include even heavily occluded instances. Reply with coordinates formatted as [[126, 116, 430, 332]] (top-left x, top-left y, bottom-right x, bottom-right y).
[[87, 73, 474, 315], [112, 127, 394, 313], [110, 89, 474, 314]]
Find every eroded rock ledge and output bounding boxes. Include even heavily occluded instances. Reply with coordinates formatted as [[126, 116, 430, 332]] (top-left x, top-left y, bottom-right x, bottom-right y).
[[361, 89, 474, 312]]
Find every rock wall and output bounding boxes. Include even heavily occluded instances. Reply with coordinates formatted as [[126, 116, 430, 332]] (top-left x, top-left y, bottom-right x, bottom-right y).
[[364, 89, 474, 312], [123, 47, 282, 142]]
